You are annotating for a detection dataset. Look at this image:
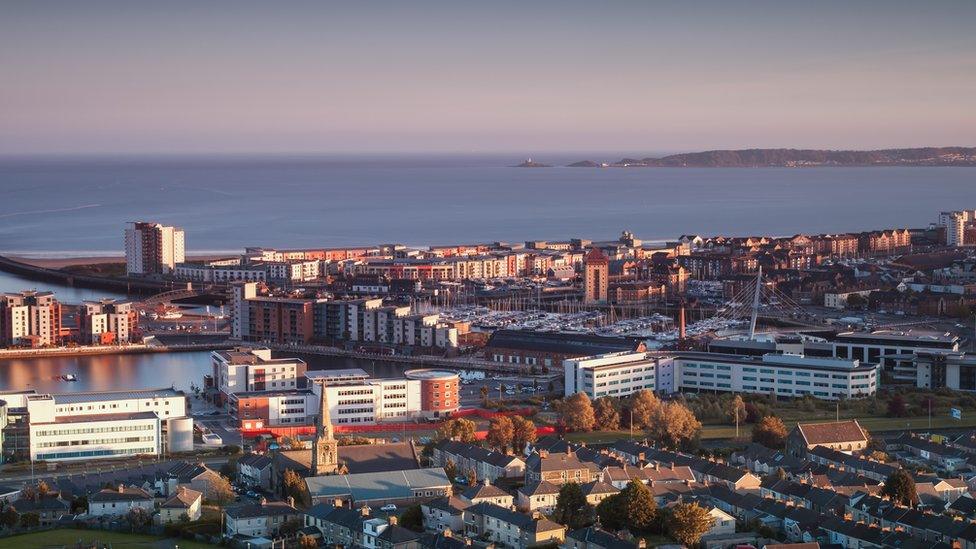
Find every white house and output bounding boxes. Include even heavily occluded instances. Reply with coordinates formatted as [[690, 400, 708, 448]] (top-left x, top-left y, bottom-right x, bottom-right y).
[[88, 485, 154, 517]]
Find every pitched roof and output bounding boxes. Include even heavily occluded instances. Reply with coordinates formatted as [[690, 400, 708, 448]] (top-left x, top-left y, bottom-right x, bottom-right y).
[[567, 527, 639, 549], [225, 500, 299, 520], [795, 420, 867, 446], [584, 248, 609, 265], [461, 483, 511, 501], [89, 485, 153, 503], [162, 488, 202, 509], [485, 330, 642, 356], [518, 480, 561, 497], [237, 453, 273, 470], [305, 467, 450, 502]]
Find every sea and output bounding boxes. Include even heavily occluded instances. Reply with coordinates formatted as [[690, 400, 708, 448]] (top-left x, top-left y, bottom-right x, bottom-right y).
[[2, 154, 974, 260]]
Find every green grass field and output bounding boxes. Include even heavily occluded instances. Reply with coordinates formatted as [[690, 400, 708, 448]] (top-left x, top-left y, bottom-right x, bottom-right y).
[[564, 411, 976, 445], [0, 529, 215, 549]]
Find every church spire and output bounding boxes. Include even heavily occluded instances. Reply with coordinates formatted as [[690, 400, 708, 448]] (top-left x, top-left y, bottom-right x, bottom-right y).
[[311, 378, 339, 476]]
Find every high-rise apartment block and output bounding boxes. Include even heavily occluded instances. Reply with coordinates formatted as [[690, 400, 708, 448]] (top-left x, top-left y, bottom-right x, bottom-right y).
[[939, 210, 976, 247], [125, 221, 185, 275], [0, 291, 62, 348]]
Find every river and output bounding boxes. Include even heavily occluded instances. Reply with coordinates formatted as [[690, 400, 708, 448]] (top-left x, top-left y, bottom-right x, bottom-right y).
[[0, 350, 442, 394]]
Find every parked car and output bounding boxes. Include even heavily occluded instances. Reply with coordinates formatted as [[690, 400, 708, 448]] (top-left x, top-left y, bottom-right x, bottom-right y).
[[380, 504, 397, 512]]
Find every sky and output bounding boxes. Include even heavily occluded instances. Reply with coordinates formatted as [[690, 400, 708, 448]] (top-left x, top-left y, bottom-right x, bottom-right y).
[[1, 0, 975, 155]]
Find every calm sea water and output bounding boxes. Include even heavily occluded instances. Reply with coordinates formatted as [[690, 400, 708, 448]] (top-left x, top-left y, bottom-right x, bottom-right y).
[[0, 351, 416, 394], [2, 155, 974, 258]]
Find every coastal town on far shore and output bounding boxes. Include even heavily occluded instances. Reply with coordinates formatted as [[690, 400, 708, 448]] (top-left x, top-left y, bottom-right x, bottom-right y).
[[4, 210, 976, 549]]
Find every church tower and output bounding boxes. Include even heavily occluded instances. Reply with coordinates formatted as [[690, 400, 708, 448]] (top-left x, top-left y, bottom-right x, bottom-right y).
[[312, 379, 339, 476]]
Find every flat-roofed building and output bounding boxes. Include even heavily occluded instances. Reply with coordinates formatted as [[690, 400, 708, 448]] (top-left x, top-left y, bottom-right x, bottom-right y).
[[0, 290, 61, 348], [124, 221, 185, 275], [565, 351, 879, 401], [833, 330, 960, 384], [24, 387, 191, 462], [78, 299, 138, 345], [212, 347, 306, 405], [486, 329, 646, 370]]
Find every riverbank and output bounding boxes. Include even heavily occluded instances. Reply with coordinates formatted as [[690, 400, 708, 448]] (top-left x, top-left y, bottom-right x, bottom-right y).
[[9, 254, 226, 269], [0, 341, 231, 360]]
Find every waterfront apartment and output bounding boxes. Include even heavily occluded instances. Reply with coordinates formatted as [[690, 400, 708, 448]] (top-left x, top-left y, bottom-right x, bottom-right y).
[[230, 282, 458, 350], [22, 387, 192, 462], [0, 290, 62, 348], [124, 221, 185, 275], [212, 347, 306, 405], [78, 298, 138, 345], [564, 351, 879, 401]]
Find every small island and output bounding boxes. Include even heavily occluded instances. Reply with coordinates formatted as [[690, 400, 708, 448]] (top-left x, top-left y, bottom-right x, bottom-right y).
[[513, 158, 552, 168], [567, 160, 602, 167]]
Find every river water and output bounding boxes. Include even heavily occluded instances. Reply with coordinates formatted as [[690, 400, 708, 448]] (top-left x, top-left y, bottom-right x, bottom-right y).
[[0, 350, 434, 395]]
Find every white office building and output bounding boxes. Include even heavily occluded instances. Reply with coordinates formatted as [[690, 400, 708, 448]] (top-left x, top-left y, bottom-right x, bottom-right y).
[[833, 330, 960, 383], [307, 370, 423, 424], [26, 388, 192, 462], [565, 351, 879, 401]]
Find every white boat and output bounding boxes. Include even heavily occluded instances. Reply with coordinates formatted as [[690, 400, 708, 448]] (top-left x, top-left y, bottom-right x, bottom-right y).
[[62, 374, 78, 382]]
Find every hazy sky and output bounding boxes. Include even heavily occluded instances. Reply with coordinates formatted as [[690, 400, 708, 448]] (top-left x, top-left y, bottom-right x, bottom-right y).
[[2, 0, 974, 155]]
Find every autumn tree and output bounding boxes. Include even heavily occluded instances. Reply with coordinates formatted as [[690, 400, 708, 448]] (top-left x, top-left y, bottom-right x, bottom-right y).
[[480, 386, 489, 406], [594, 397, 621, 431], [652, 401, 702, 448], [561, 392, 596, 432], [437, 418, 478, 443], [127, 506, 152, 530], [284, 469, 310, 507], [486, 416, 515, 452], [208, 474, 236, 505], [667, 502, 714, 546], [622, 480, 657, 532], [444, 461, 459, 481], [511, 416, 537, 452], [36, 480, 51, 497], [881, 469, 918, 507], [299, 534, 319, 548], [629, 390, 662, 430], [752, 416, 788, 449], [728, 395, 747, 438], [281, 435, 307, 450]]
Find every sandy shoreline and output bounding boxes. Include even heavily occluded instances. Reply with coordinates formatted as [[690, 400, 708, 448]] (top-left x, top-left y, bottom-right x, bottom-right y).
[[8, 255, 225, 269]]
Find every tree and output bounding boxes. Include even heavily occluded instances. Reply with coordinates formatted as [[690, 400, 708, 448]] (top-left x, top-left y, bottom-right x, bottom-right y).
[[511, 416, 537, 453], [400, 505, 425, 532], [464, 468, 477, 486], [594, 398, 621, 431], [209, 474, 236, 505], [881, 469, 918, 507], [437, 418, 477, 443], [553, 482, 593, 529], [70, 495, 88, 514], [596, 493, 627, 531], [752, 416, 788, 449], [775, 467, 787, 481], [486, 416, 515, 452], [280, 518, 304, 536], [887, 395, 909, 418], [629, 390, 662, 430], [846, 293, 866, 309], [19, 512, 39, 529], [561, 392, 596, 432], [127, 506, 151, 530], [36, 480, 51, 497], [667, 502, 714, 546], [653, 401, 702, 448], [480, 386, 489, 406], [0, 507, 18, 529], [728, 395, 747, 438], [444, 461, 459, 482], [219, 458, 239, 479], [284, 469, 310, 507], [621, 480, 657, 532], [281, 435, 306, 450], [299, 534, 319, 548]]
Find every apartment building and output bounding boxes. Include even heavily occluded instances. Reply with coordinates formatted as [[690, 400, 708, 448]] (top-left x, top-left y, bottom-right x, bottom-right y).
[[212, 347, 306, 404], [78, 299, 138, 345], [124, 221, 185, 275], [939, 210, 976, 247], [307, 370, 425, 425], [0, 291, 61, 347], [25, 388, 192, 462]]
